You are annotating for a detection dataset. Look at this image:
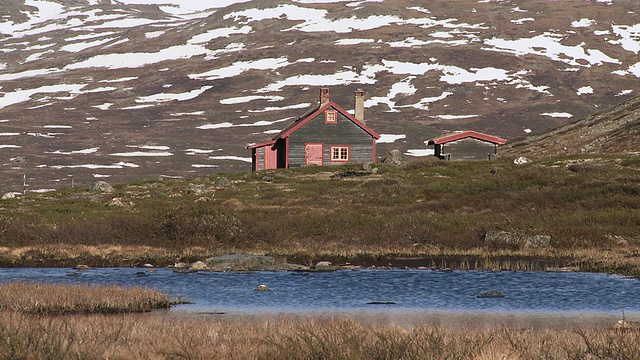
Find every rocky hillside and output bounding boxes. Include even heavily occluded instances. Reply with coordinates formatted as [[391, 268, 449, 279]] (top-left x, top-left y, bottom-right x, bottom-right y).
[[1, 0, 639, 191], [504, 94, 640, 158]]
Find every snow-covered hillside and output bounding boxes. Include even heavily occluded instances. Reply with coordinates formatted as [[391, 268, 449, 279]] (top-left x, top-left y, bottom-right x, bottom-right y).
[[0, 0, 639, 190]]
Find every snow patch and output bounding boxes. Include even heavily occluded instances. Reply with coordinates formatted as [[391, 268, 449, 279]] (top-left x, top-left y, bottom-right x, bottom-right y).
[[378, 134, 406, 143], [541, 112, 573, 118]]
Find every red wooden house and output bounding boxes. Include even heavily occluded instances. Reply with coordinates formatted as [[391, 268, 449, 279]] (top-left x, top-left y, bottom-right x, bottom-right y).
[[247, 88, 380, 171], [426, 131, 507, 161]]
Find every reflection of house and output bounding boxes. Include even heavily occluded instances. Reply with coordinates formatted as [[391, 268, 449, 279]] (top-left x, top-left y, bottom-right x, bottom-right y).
[[426, 131, 507, 161], [247, 88, 380, 171]]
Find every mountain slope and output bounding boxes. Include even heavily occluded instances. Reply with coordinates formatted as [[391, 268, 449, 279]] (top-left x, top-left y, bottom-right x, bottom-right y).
[[504, 94, 640, 158], [1, 0, 640, 191]]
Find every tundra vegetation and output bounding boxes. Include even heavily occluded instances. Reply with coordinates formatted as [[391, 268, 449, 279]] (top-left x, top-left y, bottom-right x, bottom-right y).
[[0, 155, 639, 274], [1, 156, 640, 358]]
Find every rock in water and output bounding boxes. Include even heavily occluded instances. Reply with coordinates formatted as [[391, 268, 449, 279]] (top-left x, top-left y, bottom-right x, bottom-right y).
[[188, 261, 208, 271], [477, 290, 505, 298], [254, 284, 269, 291], [314, 261, 334, 271]]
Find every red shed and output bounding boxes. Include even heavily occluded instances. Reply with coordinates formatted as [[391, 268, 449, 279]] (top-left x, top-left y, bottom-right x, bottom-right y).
[[426, 131, 507, 161]]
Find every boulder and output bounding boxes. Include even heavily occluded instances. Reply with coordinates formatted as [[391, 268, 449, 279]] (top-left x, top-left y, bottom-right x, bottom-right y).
[[108, 197, 132, 207], [188, 261, 208, 271], [215, 177, 232, 187], [383, 149, 404, 164], [2, 192, 22, 200], [205, 254, 277, 271], [314, 261, 334, 271], [187, 184, 213, 195], [483, 230, 551, 248], [89, 181, 114, 193], [477, 290, 505, 298], [254, 284, 269, 291]]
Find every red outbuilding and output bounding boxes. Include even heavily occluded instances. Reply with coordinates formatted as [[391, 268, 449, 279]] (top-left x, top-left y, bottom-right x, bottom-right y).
[[426, 131, 507, 161]]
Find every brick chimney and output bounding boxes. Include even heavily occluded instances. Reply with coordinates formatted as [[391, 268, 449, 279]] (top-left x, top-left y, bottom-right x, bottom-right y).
[[320, 88, 330, 105], [354, 88, 365, 122]]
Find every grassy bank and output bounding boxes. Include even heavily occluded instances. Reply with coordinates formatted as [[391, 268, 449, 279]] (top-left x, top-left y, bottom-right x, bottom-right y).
[[0, 312, 637, 359], [0, 282, 172, 315], [0, 155, 639, 273]]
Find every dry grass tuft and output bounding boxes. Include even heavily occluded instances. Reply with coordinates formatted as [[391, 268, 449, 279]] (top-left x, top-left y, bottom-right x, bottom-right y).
[[0, 313, 638, 359], [0, 282, 171, 315]]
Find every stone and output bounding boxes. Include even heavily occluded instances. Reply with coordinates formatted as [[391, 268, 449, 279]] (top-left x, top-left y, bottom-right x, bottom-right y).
[[215, 177, 232, 187], [383, 149, 404, 164], [108, 197, 132, 207], [513, 156, 531, 165], [483, 231, 551, 248], [89, 181, 114, 193], [142, 263, 154, 268], [477, 290, 505, 298], [205, 254, 277, 271], [187, 184, 214, 195], [188, 260, 208, 271], [173, 262, 188, 268], [314, 261, 334, 271], [2, 192, 22, 200], [611, 320, 640, 331], [254, 284, 269, 291], [545, 266, 580, 273]]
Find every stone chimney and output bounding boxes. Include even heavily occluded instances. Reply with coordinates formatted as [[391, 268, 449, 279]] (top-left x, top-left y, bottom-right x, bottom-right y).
[[320, 88, 330, 105], [354, 88, 365, 122]]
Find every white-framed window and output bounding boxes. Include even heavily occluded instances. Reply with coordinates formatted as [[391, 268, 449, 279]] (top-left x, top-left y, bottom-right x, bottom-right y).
[[325, 110, 337, 124], [330, 146, 350, 162]]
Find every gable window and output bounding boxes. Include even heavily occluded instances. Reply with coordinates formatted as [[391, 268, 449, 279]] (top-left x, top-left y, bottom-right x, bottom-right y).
[[330, 146, 350, 162], [325, 110, 337, 124]]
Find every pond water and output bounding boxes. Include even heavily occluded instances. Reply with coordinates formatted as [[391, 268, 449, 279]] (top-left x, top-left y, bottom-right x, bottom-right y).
[[1, 268, 639, 317]]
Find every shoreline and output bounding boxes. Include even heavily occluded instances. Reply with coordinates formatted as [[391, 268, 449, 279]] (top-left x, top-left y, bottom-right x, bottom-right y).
[[0, 245, 639, 278], [168, 308, 634, 331]]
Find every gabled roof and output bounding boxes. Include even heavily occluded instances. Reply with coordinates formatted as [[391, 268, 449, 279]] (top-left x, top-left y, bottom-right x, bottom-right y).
[[273, 101, 380, 140], [427, 131, 507, 145]]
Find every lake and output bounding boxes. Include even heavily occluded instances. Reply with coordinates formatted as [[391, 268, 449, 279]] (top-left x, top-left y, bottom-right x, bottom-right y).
[[1, 267, 638, 320]]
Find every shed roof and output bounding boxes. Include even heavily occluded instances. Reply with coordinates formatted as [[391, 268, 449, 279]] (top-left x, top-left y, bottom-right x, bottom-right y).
[[245, 139, 276, 150], [273, 101, 380, 140], [427, 131, 507, 145]]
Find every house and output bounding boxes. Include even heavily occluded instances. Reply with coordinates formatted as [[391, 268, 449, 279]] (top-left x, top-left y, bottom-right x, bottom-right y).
[[247, 88, 380, 170], [425, 131, 507, 161]]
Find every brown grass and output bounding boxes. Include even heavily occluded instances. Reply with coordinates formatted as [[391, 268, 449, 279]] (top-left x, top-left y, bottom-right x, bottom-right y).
[[0, 313, 638, 359], [0, 282, 171, 315]]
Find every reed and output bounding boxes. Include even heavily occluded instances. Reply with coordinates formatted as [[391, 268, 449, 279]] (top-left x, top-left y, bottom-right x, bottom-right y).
[[0, 313, 637, 359], [0, 282, 172, 315]]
